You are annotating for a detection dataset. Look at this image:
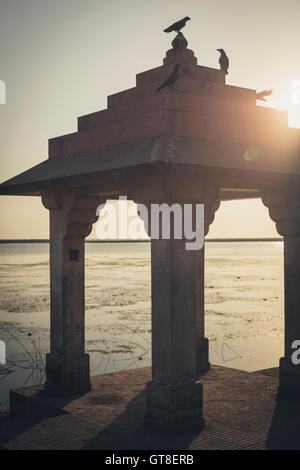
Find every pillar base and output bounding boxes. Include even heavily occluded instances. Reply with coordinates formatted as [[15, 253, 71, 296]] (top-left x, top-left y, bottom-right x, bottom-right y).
[[278, 356, 300, 398], [144, 381, 204, 432], [45, 353, 91, 396], [196, 337, 210, 374]]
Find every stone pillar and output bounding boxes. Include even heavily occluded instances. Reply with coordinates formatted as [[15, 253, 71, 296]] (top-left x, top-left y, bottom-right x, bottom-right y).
[[134, 174, 220, 430], [195, 246, 209, 373], [42, 191, 102, 395], [262, 190, 300, 397], [145, 236, 205, 431], [279, 235, 300, 396], [195, 198, 220, 373]]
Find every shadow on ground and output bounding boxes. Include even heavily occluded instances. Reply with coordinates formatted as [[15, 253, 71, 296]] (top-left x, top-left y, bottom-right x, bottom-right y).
[[81, 388, 203, 450], [0, 389, 87, 449], [2, 366, 300, 450], [266, 396, 300, 450]]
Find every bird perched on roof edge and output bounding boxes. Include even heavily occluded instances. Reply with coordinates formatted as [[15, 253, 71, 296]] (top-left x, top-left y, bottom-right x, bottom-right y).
[[217, 49, 229, 75], [255, 89, 273, 102], [164, 17, 191, 33], [155, 64, 181, 92]]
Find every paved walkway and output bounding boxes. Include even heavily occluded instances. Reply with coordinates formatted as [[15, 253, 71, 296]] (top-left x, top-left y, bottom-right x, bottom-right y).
[[1, 365, 300, 450]]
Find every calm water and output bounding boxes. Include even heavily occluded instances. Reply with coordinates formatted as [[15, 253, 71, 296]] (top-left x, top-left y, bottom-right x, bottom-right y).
[[0, 239, 283, 257], [0, 240, 284, 412]]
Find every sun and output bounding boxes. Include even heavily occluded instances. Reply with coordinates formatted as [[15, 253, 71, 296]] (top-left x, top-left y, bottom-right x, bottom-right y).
[[257, 80, 300, 129], [287, 80, 300, 128], [278, 80, 300, 129]]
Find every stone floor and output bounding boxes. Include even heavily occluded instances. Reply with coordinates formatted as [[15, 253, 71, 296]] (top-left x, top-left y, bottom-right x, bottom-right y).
[[1, 365, 300, 450]]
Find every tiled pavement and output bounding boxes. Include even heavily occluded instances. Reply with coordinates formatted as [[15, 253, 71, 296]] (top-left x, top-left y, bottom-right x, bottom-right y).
[[1, 365, 300, 450]]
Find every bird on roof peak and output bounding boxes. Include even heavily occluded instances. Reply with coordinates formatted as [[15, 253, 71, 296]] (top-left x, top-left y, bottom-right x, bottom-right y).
[[164, 17, 191, 33], [217, 49, 229, 75]]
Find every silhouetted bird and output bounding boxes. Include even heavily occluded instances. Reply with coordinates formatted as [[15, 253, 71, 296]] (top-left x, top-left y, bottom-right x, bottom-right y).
[[256, 89, 273, 102], [217, 49, 229, 75], [155, 64, 181, 92], [164, 17, 190, 33]]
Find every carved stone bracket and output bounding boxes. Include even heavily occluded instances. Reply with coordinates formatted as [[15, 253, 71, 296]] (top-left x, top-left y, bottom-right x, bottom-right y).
[[131, 169, 221, 237], [261, 189, 300, 236], [42, 189, 62, 210], [202, 185, 220, 236], [42, 190, 104, 239]]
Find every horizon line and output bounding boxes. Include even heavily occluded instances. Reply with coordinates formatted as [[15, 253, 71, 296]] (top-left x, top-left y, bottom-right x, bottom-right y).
[[0, 238, 283, 243]]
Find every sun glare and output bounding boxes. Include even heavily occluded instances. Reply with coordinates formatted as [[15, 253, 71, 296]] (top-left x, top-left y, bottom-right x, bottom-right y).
[[288, 80, 300, 128], [257, 80, 300, 129]]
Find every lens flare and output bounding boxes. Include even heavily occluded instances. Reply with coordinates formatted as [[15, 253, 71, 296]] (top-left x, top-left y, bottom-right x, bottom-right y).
[[244, 147, 260, 162]]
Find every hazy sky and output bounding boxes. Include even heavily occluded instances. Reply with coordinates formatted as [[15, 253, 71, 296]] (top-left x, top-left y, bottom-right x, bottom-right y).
[[0, 0, 299, 239]]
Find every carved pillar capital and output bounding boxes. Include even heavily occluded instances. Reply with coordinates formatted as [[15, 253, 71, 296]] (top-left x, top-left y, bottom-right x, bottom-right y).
[[132, 173, 221, 238], [43, 190, 105, 239], [202, 186, 220, 236], [42, 189, 62, 210], [261, 189, 300, 236], [66, 194, 105, 238]]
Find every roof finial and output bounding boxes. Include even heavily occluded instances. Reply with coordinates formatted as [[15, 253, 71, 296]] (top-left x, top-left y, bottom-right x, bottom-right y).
[[162, 16, 196, 66], [172, 32, 188, 51]]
